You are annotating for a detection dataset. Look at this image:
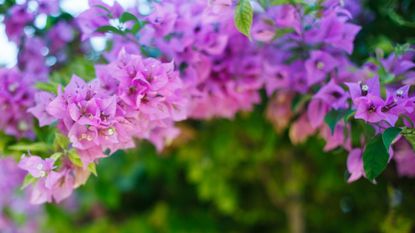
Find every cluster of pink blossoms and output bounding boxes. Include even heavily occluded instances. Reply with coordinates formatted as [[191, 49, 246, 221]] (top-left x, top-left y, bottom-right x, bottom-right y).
[[252, 1, 415, 181], [18, 153, 90, 204], [23, 50, 187, 203], [4, 0, 70, 81], [0, 0, 76, 139], [251, 2, 361, 149], [146, 0, 264, 118], [79, 0, 264, 119], [0, 158, 42, 232], [0, 68, 35, 138]]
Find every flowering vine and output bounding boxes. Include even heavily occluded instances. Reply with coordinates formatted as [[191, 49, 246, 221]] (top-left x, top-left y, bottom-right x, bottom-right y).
[[0, 0, 414, 205]]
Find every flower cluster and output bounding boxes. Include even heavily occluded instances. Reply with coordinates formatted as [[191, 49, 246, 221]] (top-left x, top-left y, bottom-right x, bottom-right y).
[[145, 0, 265, 118], [0, 68, 35, 138], [79, 0, 265, 119], [0, 0, 77, 137], [257, 1, 415, 182], [4, 0, 78, 81], [0, 157, 42, 232], [30, 51, 187, 165], [18, 153, 89, 204], [254, 2, 361, 151]]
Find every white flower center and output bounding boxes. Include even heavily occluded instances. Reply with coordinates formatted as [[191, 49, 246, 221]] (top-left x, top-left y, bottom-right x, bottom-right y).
[[107, 128, 115, 136], [316, 62, 325, 70], [8, 83, 19, 92]]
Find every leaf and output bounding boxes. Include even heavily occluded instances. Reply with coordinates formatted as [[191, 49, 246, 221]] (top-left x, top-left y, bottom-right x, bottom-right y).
[[9, 142, 51, 152], [35, 82, 59, 95], [92, 4, 112, 16], [270, 0, 304, 5], [54, 132, 69, 150], [401, 127, 415, 150], [363, 135, 389, 181], [291, 94, 311, 113], [258, 0, 269, 8], [128, 20, 146, 34], [68, 149, 83, 167], [274, 28, 294, 38], [88, 163, 98, 176], [140, 45, 162, 58], [394, 43, 412, 56], [234, 0, 253, 38], [324, 109, 354, 135], [119, 12, 138, 23], [50, 152, 63, 161], [382, 127, 402, 150], [96, 25, 124, 35], [21, 174, 37, 190]]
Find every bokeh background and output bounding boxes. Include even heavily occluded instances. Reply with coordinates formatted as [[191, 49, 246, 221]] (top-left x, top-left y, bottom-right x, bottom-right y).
[[1, 0, 415, 232]]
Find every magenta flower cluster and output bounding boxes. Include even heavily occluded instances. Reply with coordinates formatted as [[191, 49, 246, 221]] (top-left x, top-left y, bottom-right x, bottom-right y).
[[0, 68, 35, 138], [0, 157, 42, 232]]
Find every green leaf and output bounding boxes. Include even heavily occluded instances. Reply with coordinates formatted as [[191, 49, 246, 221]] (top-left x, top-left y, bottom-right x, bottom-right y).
[[258, 0, 269, 9], [68, 149, 83, 167], [291, 94, 311, 113], [324, 109, 354, 135], [50, 152, 63, 161], [35, 82, 59, 95], [401, 127, 415, 150], [382, 127, 402, 150], [394, 43, 412, 56], [128, 20, 146, 34], [270, 0, 304, 5], [21, 174, 37, 190], [234, 0, 253, 38], [274, 28, 294, 38], [140, 45, 162, 58], [54, 132, 69, 150], [9, 142, 51, 152], [119, 12, 138, 23], [88, 163, 98, 176], [363, 135, 389, 181], [96, 25, 124, 35], [93, 4, 112, 15]]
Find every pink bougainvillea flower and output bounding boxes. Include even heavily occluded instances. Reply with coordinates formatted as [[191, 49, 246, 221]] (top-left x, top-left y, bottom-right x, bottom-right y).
[[347, 149, 365, 183]]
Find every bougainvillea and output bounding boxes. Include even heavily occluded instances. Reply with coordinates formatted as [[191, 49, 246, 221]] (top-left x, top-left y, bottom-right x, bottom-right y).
[[0, 0, 415, 209]]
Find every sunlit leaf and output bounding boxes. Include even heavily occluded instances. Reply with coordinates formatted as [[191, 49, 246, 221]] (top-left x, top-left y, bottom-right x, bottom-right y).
[[234, 0, 253, 38]]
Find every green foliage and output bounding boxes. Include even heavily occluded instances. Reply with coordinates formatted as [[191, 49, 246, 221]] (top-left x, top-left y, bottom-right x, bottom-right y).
[[49, 57, 96, 84], [363, 135, 390, 181], [21, 174, 37, 190], [8, 142, 51, 153], [324, 109, 354, 134], [234, 0, 253, 38], [96, 25, 125, 35], [68, 149, 83, 167], [401, 127, 415, 150], [119, 12, 139, 24], [360, 127, 401, 181], [382, 127, 402, 150], [35, 82, 59, 95]]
